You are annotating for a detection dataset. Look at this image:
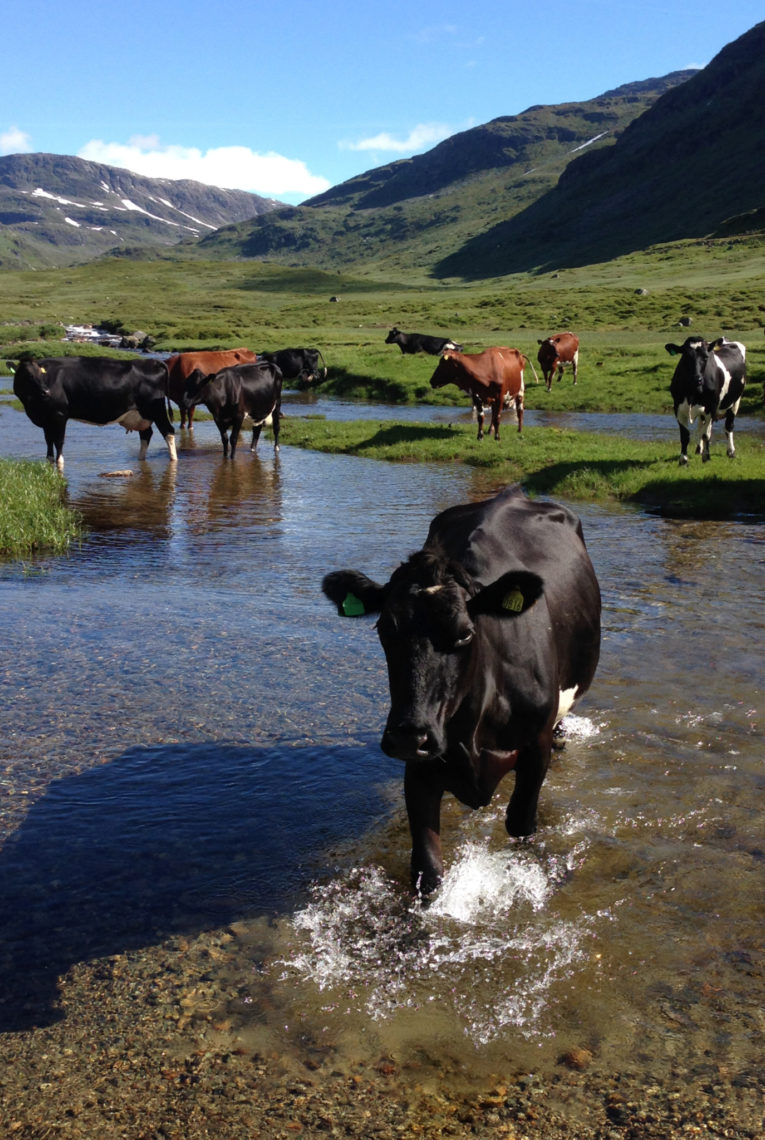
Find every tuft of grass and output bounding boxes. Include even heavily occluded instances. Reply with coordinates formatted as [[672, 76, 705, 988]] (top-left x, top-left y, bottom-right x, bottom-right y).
[[0, 459, 83, 557]]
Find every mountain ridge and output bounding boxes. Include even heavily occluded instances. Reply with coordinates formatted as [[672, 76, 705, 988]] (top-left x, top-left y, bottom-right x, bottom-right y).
[[0, 153, 280, 269]]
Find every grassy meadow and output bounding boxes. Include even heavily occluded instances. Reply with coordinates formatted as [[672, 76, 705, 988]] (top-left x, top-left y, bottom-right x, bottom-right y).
[[0, 232, 763, 535]]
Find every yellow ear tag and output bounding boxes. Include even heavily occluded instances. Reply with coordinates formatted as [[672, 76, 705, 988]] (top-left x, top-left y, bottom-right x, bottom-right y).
[[502, 588, 525, 613], [342, 592, 365, 617]]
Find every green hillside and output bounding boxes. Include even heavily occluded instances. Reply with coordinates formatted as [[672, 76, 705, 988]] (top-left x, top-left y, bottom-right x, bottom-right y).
[[190, 73, 695, 276]]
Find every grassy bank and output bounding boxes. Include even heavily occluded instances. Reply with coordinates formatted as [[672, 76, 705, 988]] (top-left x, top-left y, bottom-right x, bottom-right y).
[[0, 459, 82, 557], [0, 239, 764, 421], [280, 416, 765, 518]]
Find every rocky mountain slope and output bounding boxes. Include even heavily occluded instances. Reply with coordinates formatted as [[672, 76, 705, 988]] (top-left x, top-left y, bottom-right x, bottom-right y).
[[192, 71, 696, 274], [435, 19, 765, 276], [0, 154, 280, 269]]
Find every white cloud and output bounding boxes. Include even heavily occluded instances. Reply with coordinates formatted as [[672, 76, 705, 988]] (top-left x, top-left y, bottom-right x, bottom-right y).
[[340, 122, 454, 154], [1, 125, 33, 154], [77, 136, 331, 198]]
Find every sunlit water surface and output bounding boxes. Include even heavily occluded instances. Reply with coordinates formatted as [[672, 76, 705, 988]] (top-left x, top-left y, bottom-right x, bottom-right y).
[[0, 400, 763, 1094]]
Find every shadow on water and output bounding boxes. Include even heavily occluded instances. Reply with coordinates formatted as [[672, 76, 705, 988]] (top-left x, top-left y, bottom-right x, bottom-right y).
[[0, 739, 391, 1033]]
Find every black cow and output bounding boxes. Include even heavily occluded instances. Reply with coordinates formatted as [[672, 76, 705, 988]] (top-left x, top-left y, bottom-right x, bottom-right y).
[[665, 336, 746, 464], [322, 485, 601, 895], [257, 348, 326, 385], [385, 327, 463, 356], [180, 360, 282, 458], [8, 355, 176, 468]]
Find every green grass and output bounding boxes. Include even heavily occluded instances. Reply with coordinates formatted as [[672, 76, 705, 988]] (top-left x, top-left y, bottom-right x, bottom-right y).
[[0, 459, 83, 557], [279, 417, 765, 519]]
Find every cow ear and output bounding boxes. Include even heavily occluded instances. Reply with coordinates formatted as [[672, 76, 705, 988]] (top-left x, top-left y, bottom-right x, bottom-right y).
[[322, 570, 385, 617], [665, 344, 682, 356], [467, 570, 544, 618]]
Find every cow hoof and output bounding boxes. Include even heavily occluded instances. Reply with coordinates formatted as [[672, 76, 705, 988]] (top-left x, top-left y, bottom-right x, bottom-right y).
[[727, 450, 736, 459], [679, 456, 689, 466]]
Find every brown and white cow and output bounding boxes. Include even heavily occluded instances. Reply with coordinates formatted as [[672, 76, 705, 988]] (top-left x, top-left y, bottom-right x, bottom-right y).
[[537, 332, 579, 392], [166, 349, 257, 429], [429, 347, 525, 441]]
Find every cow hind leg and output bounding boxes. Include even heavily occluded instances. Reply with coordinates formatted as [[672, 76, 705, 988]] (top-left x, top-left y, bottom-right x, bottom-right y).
[[228, 417, 243, 459], [138, 427, 153, 460], [724, 407, 737, 457], [473, 396, 485, 441]]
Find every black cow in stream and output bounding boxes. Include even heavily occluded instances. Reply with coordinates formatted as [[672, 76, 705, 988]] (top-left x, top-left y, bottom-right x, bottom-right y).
[[180, 360, 282, 458], [665, 336, 746, 464], [322, 485, 601, 895], [8, 355, 176, 469], [385, 327, 463, 356], [257, 348, 327, 385]]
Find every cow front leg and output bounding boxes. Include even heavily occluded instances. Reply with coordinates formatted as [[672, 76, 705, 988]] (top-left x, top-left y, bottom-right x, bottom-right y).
[[677, 422, 690, 465], [698, 415, 712, 462], [44, 426, 65, 469], [505, 733, 552, 838], [404, 761, 444, 896]]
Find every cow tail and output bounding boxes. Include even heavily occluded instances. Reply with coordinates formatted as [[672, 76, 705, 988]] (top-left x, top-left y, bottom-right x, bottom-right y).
[[317, 349, 328, 379], [523, 355, 540, 385], [160, 361, 174, 422]]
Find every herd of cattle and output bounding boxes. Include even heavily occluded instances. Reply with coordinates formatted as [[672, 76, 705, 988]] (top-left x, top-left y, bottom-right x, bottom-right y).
[[4, 324, 750, 892], [6, 325, 747, 468]]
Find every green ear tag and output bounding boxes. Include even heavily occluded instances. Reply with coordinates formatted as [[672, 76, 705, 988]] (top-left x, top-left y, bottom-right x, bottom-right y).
[[502, 587, 525, 613], [342, 592, 365, 617]]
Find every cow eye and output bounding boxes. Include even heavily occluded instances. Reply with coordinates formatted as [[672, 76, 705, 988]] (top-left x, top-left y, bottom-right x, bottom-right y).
[[453, 630, 473, 649]]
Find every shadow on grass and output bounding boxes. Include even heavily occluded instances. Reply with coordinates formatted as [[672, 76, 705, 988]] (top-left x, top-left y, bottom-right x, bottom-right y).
[[525, 458, 765, 519], [353, 424, 458, 450], [634, 477, 765, 519]]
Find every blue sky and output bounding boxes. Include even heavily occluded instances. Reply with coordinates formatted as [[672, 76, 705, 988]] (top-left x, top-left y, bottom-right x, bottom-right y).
[[2, 1, 762, 204]]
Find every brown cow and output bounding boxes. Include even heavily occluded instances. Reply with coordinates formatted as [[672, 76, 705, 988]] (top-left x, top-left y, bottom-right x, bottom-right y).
[[429, 347, 525, 441], [166, 348, 257, 428], [537, 332, 579, 392]]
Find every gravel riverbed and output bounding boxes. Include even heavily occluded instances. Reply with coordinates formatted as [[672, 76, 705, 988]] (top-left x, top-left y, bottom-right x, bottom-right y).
[[1, 925, 762, 1140]]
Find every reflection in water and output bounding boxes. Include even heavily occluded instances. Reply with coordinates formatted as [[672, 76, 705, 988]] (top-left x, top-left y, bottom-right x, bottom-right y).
[[0, 400, 763, 1118]]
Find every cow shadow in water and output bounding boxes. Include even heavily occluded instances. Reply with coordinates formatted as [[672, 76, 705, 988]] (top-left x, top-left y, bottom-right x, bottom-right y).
[[0, 740, 392, 1033]]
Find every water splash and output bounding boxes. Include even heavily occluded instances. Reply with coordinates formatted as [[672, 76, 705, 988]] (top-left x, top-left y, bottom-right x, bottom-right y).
[[285, 833, 599, 1043]]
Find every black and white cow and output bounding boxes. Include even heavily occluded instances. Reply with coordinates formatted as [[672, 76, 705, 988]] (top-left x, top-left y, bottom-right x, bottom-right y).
[[8, 355, 176, 468], [322, 485, 601, 894], [257, 347, 327, 385], [665, 336, 746, 464], [180, 360, 282, 458], [385, 327, 463, 356]]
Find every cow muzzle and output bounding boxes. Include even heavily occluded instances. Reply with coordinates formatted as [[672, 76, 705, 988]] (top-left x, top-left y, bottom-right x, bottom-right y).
[[381, 721, 444, 763]]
